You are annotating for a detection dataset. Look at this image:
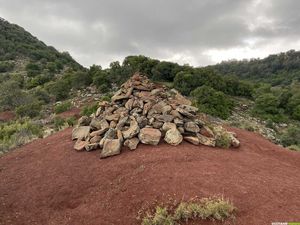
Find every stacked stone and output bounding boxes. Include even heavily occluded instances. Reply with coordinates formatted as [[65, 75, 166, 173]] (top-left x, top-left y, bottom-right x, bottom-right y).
[[72, 73, 240, 158]]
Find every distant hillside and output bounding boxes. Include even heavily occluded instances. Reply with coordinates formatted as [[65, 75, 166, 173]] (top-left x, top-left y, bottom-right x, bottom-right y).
[[0, 18, 93, 114], [208, 50, 300, 85], [0, 17, 81, 73]]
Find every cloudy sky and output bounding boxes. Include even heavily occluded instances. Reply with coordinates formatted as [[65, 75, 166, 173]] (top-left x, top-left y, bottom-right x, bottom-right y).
[[0, 0, 300, 68]]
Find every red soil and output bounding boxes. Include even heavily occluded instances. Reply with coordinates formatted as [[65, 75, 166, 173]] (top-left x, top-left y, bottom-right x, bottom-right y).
[[0, 127, 300, 225], [56, 107, 81, 119], [0, 111, 15, 122]]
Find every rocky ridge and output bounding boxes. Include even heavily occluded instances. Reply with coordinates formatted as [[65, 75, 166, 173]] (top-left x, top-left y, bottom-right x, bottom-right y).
[[71, 73, 240, 158]]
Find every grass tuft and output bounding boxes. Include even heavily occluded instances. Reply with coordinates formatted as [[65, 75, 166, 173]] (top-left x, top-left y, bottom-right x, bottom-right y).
[[140, 196, 236, 225]]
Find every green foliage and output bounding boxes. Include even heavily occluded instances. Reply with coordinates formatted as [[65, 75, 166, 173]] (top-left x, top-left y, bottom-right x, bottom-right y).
[[66, 116, 76, 127], [0, 119, 43, 153], [26, 62, 41, 77], [191, 86, 234, 119], [0, 61, 14, 72], [91, 68, 112, 92], [292, 105, 300, 120], [100, 94, 112, 102], [174, 69, 253, 97], [280, 126, 300, 147], [54, 101, 72, 114], [80, 103, 98, 116], [151, 61, 181, 81], [254, 93, 279, 115], [142, 207, 174, 225], [215, 133, 232, 148], [287, 145, 300, 152], [45, 79, 71, 101], [15, 102, 42, 118], [53, 117, 65, 131], [32, 87, 51, 104], [210, 49, 300, 85], [71, 71, 92, 89]]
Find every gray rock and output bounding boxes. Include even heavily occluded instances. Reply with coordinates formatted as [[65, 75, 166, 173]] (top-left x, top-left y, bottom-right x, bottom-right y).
[[176, 107, 196, 119], [124, 137, 140, 150], [183, 136, 199, 145], [90, 135, 102, 143], [178, 105, 198, 113], [197, 133, 216, 147], [100, 139, 121, 158], [85, 143, 99, 151], [122, 117, 140, 139], [74, 140, 87, 151], [152, 121, 164, 129], [174, 118, 184, 126], [138, 128, 161, 145], [72, 126, 90, 140], [156, 114, 174, 123], [78, 116, 91, 126], [162, 122, 176, 132], [164, 128, 183, 146], [90, 118, 109, 130], [116, 116, 129, 130], [184, 121, 200, 133]]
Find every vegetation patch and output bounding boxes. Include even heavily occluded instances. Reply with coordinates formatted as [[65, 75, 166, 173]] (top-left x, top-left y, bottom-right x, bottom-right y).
[[54, 101, 72, 114], [0, 119, 43, 153], [80, 103, 98, 116], [215, 133, 232, 149], [140, 197, 236, 225]]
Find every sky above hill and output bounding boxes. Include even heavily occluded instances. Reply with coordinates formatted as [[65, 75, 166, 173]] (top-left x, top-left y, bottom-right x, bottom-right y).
[[0, 0, 300, 68]]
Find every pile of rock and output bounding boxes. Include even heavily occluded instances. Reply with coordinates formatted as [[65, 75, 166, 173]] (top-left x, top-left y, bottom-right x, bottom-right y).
[[72, 73, 240, 158]]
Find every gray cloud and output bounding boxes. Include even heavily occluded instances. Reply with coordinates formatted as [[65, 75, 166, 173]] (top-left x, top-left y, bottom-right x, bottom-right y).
[[0, 0, 300, 67]]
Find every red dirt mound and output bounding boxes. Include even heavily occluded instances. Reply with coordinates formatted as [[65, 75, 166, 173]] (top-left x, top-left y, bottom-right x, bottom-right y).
[[0, 127, 300, 225]]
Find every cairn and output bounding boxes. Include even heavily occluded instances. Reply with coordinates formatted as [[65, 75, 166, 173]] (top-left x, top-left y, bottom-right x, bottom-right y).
[[72, 73, 240, 158]]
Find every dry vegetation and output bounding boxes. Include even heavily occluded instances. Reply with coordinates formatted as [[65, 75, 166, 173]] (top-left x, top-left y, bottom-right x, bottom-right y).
[[141, 197, 236, 225]]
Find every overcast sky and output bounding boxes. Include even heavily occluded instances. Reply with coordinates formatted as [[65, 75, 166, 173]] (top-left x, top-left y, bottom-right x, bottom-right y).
[[1, 0, 300, 68]]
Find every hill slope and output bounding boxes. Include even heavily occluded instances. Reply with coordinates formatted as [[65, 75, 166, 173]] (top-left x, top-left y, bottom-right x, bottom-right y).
[[0, 17, 81, 73], [208, 50, 300, 85], [0, 127, 299, 225]]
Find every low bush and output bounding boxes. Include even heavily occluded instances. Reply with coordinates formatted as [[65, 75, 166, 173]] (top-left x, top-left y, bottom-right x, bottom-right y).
[[66, 116, 76, 127], [280, 126, 300, 147], [215, 133, 232, 148], [191, 85, 234, 119], [15, 102, 42, 118], [100, 94, 112, 102], [80, 103, 98, 116], [287, 145, 300, 152], [141, 197, 235, 225], [54, 101, 72, 114], [0, 119, 43, 153], [53, 117, 65, 131]]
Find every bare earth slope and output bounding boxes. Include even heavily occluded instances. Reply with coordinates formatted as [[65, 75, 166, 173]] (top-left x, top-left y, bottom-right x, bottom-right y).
[[0, 127, 300, 225]]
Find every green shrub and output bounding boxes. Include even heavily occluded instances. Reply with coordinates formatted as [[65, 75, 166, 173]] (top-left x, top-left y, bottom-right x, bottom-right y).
[[80, 103, 98, 116], [15, 102, 42, 118], [54, 101, 72, 114], [191, 85, 234, 119], [280, 127, 300, 147], [53, 117, 65, 131], [0, 119, 43, 153], [0, 61, 15, 72], [100, 94, 112, 102], [287, 145, 300, 152], [142, 207, 174, 225], [66, 116, 76, 127], [215, 133, 232, 148]]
